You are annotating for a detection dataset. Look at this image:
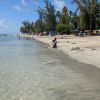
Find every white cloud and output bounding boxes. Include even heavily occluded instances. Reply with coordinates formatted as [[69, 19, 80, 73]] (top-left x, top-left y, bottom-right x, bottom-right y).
[[13, 5, 23, 11], [0, 19, 8, 29], [0, 18, 17, 34], [21, 0, 27, 6], [13, 0, 27, 12], [0, 18, 15, 29], [54, 0, 65, 11]]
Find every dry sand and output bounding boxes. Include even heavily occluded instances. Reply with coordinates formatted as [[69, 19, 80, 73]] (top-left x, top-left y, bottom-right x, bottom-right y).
[[33, 35, 100, 69]]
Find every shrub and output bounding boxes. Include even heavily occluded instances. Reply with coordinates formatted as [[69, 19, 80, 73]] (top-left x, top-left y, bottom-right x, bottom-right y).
[[56, 24, 67, 34], [56, 24, 72, 34]]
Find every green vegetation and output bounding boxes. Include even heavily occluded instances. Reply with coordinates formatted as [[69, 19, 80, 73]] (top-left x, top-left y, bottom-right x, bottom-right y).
[[20, 21, 34, 34], [72, 0, 100, 33], [20, 0, 100, 35]]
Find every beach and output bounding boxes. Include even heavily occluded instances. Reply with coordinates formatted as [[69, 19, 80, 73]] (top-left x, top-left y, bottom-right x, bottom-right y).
[[1, 35, 100, 99], [1, 0, 100, 99], [31, 35, 100, 69]]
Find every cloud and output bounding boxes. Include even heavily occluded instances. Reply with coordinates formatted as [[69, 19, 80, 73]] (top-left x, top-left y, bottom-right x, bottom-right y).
[[13, 0, 27, 12], [54, 0, 65, 11], [0, 19, 8, 29], [34, 0, 40, 3], [21, 0, 27, 6], [0, 18, 15, 30], [13, 5, 23, 11], [0, 18, 18, 34]]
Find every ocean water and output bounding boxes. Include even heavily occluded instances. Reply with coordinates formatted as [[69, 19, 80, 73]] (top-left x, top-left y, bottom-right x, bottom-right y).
[[0, 35, 100, 100], [0, 35, 65, 100], [0, 35, 55, 99]]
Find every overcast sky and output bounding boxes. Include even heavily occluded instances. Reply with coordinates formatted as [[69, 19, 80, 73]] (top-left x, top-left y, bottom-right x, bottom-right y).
[[0, 0, 76, 34]]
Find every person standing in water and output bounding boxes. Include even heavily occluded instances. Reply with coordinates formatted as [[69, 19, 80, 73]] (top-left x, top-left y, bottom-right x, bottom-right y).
[[19, 36, 20, 40]]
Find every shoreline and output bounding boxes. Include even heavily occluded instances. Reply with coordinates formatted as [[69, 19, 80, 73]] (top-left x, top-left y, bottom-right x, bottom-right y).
[[20, 34, 100, 69]]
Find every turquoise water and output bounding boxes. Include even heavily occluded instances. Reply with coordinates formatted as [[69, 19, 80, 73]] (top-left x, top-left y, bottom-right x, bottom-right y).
[[0, 35, 55, 99], [0, 35, 100, 100], [0, 35, 66, 100]]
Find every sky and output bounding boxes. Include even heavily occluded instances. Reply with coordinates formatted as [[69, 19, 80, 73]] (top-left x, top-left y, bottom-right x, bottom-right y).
[[0, 0, 77, 34]]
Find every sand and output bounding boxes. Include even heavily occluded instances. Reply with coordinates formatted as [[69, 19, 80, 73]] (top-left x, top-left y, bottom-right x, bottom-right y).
[[32, 35, 100, 69], [20, 34, 100, 68]]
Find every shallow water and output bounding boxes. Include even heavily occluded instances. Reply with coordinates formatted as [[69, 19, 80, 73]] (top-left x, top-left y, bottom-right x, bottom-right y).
[[0, 35, 100, 100]]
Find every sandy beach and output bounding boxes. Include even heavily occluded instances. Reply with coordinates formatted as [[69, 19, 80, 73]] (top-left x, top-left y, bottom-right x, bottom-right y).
[[2, 35, 100, 100], [33, 35, 100, 69], [20, 34, 100, 69]]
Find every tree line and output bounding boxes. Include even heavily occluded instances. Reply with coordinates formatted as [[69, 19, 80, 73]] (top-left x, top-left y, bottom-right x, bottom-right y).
[[20, 0, 100, 35]]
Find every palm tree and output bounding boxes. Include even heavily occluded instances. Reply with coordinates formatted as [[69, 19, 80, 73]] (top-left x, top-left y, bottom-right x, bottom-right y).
[[20, 21, 31, 34], [34, 20, 42, 33], [56, 11, 61, 24], [44, 0, 56, 31], [69, 10, 73, 23], [61, 6, 69, 24], [72, 0, 99, 32]]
